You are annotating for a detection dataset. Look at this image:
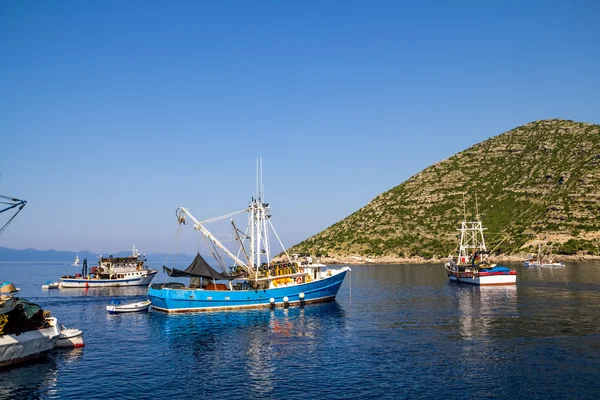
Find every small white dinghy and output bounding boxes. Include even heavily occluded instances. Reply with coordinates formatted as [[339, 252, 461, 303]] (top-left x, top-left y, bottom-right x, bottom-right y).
[[56, 325, 85, 348], [42, 280, 60, 289], [106, 299, 151, 314]]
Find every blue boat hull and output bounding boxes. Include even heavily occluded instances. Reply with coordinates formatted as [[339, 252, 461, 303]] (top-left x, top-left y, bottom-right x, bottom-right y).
[[148, 269, 349, 313]]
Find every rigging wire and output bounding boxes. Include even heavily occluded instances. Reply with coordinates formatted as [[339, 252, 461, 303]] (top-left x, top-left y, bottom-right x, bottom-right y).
[[164, 224, 182, 266], [0, 196, 27, 236]]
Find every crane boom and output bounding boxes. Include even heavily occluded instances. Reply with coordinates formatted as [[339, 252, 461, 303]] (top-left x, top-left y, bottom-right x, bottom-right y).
[[176, 207, 256, 278]]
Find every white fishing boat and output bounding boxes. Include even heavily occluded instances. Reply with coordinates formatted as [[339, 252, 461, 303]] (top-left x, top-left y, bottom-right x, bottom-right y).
[[60, 246, 158, 288], [444, 202, 517, 286], [72, 255, 80, 267], [523, 244, 565, 267], [41, 281, 60, 290], [0, 282, 61, 368], [106, 299, 151, 314], [55, 325, 84, 348]]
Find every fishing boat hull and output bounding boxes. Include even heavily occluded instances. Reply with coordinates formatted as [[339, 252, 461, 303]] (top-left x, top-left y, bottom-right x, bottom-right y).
[[448, 271, 517, 286], [0, 317, 60, 368], [60, 270, 158, 288], [148, 268, 350, 313]]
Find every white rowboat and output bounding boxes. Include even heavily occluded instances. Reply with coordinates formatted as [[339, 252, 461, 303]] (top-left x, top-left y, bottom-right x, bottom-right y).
[[106, 300, 151, 314]]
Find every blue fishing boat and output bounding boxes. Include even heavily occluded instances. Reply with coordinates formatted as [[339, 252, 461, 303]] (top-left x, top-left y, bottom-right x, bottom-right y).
[[148, 159, 350, 312]]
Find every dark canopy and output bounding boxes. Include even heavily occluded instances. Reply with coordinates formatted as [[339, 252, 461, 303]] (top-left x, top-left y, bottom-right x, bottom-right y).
[[163, 253, 242, 281]]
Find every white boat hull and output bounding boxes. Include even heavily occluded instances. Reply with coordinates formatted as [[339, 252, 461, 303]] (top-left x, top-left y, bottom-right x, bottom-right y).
[[42, 283, 60, 290], [106, 300, 151, 314], [0, 317, 60, 368], [55, 328, 84, 348], [524, 261, 564, 267], [449, 273, 517, 286], [60, 271, 158, 288]]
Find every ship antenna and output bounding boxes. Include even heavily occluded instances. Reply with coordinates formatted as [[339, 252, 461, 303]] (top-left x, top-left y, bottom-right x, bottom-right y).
[[255, 157, 259, 201], [462, 193, 467, 221], [475, 193, 480, 222]]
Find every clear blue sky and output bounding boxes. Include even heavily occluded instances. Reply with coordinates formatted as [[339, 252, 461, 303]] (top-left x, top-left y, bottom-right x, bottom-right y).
[[1, 0, 599, 254]]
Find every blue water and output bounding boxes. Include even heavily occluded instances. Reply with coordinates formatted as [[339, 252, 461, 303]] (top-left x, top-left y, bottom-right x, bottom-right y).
[[1, 262, 600, 399]]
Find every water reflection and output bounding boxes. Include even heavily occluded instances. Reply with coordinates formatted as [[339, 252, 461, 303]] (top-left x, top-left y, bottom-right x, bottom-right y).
[[57, 286, 149, 298], [6, 262, 600, 399], [456, 285, 518, 341], [0, 358, 58, 399], [52, 347, 85, 364], [151, 302, 348, 398]]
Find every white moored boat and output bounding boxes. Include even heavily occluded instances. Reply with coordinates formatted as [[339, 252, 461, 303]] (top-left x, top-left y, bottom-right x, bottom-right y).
[[41, 280, 60, 290], [60, 246, 158, 288], [106, 300, 151, 314], [523, 244, 565, 267], [0, 195, 61, 367], [0, 282, 61, 368], [444, 202, 517, 286], [55, 325, 85, 348]]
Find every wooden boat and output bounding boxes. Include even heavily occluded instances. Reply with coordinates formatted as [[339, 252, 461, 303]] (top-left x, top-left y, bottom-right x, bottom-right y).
[[41, 281, 60, 290], [106, 300, 151, 314], [55, 325, 84, 348]]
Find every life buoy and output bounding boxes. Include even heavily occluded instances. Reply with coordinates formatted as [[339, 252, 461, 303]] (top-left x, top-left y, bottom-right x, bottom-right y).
[[296, 276, 302, 284], [299, 267, 304, 273]]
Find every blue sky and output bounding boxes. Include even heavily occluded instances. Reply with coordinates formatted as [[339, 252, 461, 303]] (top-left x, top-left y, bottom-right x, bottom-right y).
[[1, 1, 599, 254]]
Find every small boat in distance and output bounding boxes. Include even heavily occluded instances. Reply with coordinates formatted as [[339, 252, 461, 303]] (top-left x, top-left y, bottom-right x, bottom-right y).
[[72, 255, 80, 267], [60, 246, 158, 288], [524, 244, 565, 267], [41, 280, 60, 290], [444, 203, 516, 286], [106, 299, 151, 314], [148, 158, 350, 312]]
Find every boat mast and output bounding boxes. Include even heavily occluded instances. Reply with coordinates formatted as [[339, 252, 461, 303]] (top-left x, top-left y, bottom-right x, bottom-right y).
[[457, 197, 487, 263]]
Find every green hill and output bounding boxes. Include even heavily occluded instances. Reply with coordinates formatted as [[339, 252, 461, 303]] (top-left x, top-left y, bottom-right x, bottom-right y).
[[290, 119, 600, 260]]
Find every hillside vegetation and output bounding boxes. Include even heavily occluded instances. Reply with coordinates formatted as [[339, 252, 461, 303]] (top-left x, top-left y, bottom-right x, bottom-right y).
[[290, 119, 600, 260]]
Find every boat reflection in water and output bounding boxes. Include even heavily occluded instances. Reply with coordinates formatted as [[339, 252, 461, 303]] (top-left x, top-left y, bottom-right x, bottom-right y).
[[456, 285, 518, 340], [0, 357, 58, 398], [156, 302, 347, 398], [56, 285, 149, 298]]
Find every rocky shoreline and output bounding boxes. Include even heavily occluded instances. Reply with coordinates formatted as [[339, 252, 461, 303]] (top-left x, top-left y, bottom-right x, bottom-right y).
[[318, 253, 600, 265]]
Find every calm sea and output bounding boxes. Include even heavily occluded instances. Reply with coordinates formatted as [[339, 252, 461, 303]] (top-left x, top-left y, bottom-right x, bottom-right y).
[[1, 262, 599, 399]]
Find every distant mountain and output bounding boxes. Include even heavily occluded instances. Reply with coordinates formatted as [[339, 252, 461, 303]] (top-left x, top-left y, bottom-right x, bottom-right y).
[[0, 246, 196, 264], [290, 119, 600, 260]]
